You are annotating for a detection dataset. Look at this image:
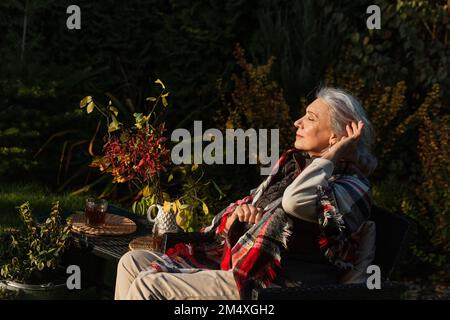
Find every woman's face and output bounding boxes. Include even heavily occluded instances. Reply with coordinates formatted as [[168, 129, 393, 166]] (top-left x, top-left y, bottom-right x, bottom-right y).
[[293, 98, 336, 157]]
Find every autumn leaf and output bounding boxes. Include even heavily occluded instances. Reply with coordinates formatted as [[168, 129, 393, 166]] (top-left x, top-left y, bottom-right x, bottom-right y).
[[172, 201, 178, 214], [80, 96, 92, 108], [142, 185, 151, 197], [154, 79, 165, 89], [202, 202, 209, 215], [86, 101, 95, 114], [108, 115, 120, 132], [175, 200, 182, 212], [163, 201, 172, 213], [176, 212, 187, 230], [109, 106, 119, 117], [162, 96, 168, 107]]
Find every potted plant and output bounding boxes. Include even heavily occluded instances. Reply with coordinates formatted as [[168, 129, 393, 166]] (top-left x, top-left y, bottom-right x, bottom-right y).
[[80, 79, 224, 233], [0, 201, 72, 299], [81, 79, 171, 209]]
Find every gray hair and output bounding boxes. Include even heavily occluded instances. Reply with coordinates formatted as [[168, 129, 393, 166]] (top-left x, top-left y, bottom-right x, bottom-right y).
[[317, 87, 378, 176]]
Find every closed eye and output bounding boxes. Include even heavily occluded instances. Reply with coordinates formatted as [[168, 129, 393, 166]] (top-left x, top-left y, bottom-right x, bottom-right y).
[[305, 110, 317, 121]]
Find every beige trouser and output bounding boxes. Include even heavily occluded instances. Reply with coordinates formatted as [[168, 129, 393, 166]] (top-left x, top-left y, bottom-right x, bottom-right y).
[[114, 250, 240, 300]]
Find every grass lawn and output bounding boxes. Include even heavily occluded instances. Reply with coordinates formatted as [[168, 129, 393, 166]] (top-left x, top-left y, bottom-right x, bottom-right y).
[[0, 182, 86, 233]]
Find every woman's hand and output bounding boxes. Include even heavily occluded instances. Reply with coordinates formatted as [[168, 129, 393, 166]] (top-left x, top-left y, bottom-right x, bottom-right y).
[[322, 121, 364, 164], [223, 204, 264, 233], [234, 204, 264, 224]]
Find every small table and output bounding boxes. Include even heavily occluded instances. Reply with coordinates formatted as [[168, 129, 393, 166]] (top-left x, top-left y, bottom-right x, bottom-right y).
[[62, 205, 152, 298], [68, 205, 152, 261]]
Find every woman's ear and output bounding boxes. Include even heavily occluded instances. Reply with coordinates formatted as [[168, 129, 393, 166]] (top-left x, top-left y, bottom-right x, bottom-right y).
[[328, 133, 338, 146]]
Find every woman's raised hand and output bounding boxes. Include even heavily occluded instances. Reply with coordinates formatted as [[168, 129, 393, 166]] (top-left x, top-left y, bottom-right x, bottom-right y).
[[322, 120, 364, 163]]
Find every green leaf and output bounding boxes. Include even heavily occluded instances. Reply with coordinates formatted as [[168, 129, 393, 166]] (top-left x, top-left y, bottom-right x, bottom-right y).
[[80, 96, 92, 108], [146, 97, 157, 102], [154, 79, 165, 89], [168, 174, 173, 183]]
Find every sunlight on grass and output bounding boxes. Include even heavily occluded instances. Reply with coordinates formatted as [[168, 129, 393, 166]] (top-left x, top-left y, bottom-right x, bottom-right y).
[[0, 182, 85, 231]]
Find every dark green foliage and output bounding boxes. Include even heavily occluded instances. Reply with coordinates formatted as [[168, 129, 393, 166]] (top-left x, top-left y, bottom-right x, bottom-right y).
[[0, 0, 259, 189], [327, 0, 450, 281], [0, 79, 94, 186], [335, 0, 450, 94], [247, 0, 361, 115]]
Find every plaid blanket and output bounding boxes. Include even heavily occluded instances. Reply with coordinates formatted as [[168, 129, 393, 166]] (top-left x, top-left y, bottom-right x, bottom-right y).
[[147, 149, 371, 298]]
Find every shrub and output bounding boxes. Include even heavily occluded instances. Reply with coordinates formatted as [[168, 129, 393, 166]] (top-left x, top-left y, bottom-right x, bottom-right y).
[[326, 73, 449, 281], [0, 80, 55, 179], [413, 107, 449, 280], [220, 44, 293, 152], [0, 202, 72, 284]]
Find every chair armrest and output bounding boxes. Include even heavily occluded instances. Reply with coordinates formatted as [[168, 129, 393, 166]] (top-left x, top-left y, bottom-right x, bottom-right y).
[[251, 281, 406, 300], [161, 232, 215, 253]]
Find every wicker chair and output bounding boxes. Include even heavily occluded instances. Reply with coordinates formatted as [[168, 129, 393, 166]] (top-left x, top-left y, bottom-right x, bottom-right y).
[[162, 205, 412, 300]]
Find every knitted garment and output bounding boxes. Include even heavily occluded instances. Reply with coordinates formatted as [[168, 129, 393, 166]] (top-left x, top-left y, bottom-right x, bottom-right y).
[[147, 149, 372, 298]]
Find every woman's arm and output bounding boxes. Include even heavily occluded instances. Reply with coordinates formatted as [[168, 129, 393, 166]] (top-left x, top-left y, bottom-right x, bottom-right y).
[[282, 158, 334, 223], [282, 121, 372, 225], [282, 157, 372, 231]]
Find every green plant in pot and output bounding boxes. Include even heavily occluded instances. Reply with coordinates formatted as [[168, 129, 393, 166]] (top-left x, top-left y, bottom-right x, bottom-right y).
[[0, 201, 72, 299]]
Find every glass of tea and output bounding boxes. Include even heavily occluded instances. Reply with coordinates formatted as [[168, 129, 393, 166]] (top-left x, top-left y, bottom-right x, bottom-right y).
[[150, 234, 163, 252], [85, 198, 108, 227]]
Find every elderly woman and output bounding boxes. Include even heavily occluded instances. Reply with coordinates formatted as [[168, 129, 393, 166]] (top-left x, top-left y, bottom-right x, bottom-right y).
[[114, 87, 377, 300]]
